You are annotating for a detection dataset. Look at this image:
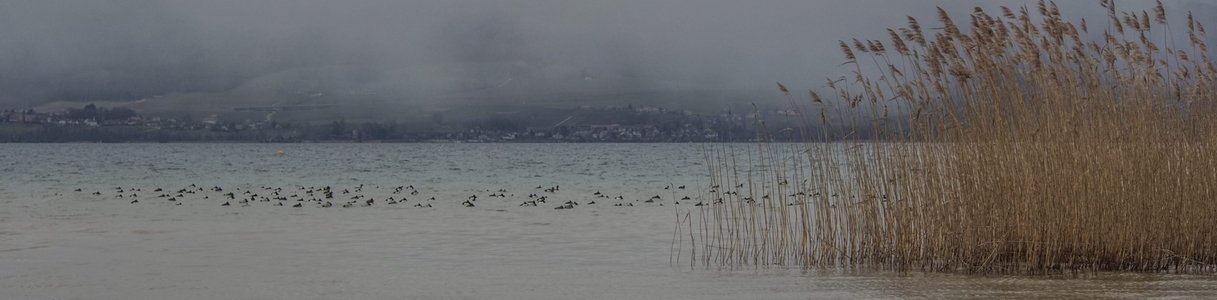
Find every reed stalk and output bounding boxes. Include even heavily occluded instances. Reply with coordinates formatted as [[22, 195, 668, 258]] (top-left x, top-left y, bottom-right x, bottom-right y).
[[679, 0, 1217, 274]]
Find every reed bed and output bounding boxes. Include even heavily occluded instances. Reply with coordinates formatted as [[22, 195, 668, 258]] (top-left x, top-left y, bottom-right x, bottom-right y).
[[677, 0, 1217, 274]]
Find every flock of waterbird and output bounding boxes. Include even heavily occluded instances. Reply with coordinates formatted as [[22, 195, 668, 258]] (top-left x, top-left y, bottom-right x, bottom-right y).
[[71, 182, 766, 210]]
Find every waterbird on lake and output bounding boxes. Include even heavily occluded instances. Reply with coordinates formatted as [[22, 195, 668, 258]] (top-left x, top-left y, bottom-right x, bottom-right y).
[[293, 203, 303, 208], [130, 200, 138, 204], [222, 202, 230, 206], [462, 201, 475, 207]]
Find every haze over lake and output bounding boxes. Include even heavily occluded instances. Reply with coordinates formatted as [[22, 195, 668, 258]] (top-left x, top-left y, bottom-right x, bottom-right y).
[[7, 0, 1217, 298]]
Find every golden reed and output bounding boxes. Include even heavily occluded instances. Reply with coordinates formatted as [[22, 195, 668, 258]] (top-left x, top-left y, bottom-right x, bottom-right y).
[[677, 0, 1217, 274]]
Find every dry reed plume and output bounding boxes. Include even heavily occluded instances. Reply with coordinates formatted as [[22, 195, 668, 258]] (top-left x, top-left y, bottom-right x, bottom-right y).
[[676, 0, 1217, 274]]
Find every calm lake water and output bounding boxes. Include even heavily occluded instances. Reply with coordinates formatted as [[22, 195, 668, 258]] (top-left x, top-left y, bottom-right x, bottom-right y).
[[1, 143, 1215, 299]]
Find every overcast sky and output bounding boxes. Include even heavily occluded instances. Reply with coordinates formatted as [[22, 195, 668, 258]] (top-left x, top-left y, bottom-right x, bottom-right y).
[[0, 0, 1208, 108]]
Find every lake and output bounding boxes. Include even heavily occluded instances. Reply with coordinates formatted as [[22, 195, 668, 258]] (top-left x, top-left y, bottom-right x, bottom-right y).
[[1, 143, 1215, 299]]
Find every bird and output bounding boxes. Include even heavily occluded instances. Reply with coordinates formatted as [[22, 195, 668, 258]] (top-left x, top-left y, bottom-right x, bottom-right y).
[[221, 202, 231, 206], [462, 201, 475, 207], [293, 203, 303, 208]]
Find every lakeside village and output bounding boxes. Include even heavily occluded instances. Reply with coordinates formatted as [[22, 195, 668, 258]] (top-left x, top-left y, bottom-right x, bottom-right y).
[[0, 104, 827, 143]]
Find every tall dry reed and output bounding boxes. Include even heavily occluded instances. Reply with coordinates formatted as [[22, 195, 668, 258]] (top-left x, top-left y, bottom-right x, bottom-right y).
[[678, 0, 1217, 274]]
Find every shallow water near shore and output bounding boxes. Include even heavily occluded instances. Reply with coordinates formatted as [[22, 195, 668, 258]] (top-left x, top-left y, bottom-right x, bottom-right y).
[[1, 143, 1215, 299]]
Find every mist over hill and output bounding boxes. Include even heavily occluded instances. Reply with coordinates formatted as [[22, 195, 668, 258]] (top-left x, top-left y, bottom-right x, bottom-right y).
[[0, 0, 1208, 123]]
